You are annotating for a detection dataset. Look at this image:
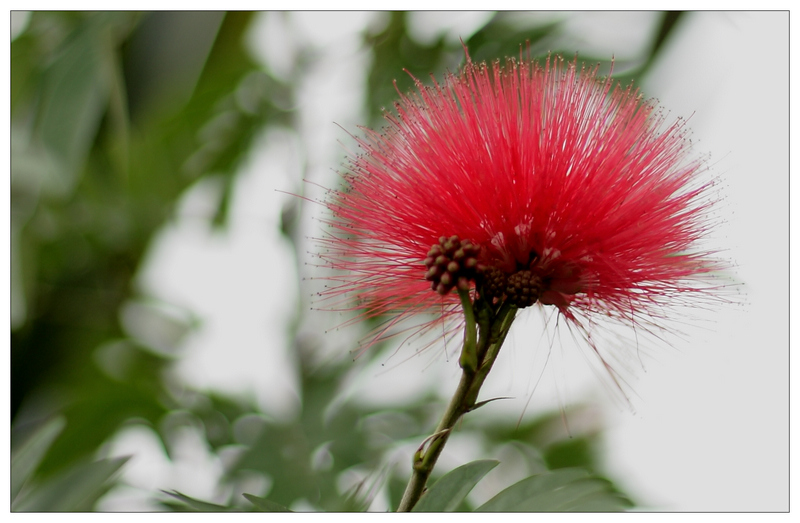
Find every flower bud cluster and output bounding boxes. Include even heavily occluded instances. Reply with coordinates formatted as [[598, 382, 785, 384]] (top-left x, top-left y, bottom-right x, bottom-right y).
[[505, 270, 543, 308], [424, 236, 482, 295], [478, 266, 508, 302]]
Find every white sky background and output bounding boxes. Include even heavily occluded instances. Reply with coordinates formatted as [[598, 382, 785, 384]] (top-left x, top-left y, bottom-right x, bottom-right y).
[[98, 11, 788, 512]]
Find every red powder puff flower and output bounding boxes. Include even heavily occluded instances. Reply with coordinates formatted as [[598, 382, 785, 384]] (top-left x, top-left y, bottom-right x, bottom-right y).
[[317, 52, 720, 361]]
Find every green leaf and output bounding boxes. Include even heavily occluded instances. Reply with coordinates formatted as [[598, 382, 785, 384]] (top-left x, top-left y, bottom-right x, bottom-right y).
[[476, 468, 631, 512], [242, 493, 292, 512], [465, 12, 561, 64], [11, 417, 66, 502], [476, 468, 588, 511], [412, 459, 499, 512], [555, 489, 633, 512], [647, 12, 687, 68], [12, 456, 129, 511], [162, 490, 231, 512], [34, 14, 123, 195], [518, 478, 628, 512]]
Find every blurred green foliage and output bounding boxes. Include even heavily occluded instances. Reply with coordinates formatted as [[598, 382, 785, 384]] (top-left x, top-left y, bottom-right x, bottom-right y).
[[11, 9, 287, 466], [11, 11, 685, 512]]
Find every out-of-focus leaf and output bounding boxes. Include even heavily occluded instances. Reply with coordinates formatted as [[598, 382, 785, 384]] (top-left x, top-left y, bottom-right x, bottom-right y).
[[480, 406, 603, 473], [545, 481, 633, 512], [162, 490, 231, 512], [119, 299, 197, 356], [242, 493, 292, 512], [123, 12, 224, 121], [476, 468, 632, 512], [595, 11, 688, 88], [364, 12, 451, 123], [37, 354, 169, 476], [11, 417, 66, 501], [340, 477, 373, 513], [519, 477, 629, 511], [476, 468, 588, 511], [12, 456, 129, 512], [412, 459, 498, 512], [12, 11, 282, 478], [647, 12, 686, 67], [465, 12, 561, 63], [34, 13, 134, 195], [544, 436, 597, 471], [228, 356, 383, 511]]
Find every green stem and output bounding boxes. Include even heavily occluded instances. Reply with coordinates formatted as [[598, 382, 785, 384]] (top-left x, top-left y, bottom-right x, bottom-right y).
[[396, 300, 517, 512], [458, 288, 478, 373]]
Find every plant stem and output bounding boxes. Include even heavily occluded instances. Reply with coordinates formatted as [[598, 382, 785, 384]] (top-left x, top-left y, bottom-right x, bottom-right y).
[[458, 288, 478, 373], [396, 299, 517, 512]]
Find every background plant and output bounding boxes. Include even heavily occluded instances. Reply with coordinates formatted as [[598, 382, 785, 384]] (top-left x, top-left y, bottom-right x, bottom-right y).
[[10, 11, 787, 512]]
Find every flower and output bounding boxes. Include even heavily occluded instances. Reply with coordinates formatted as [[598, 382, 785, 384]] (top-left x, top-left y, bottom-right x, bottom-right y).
[[317, 51, 720, 356]]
